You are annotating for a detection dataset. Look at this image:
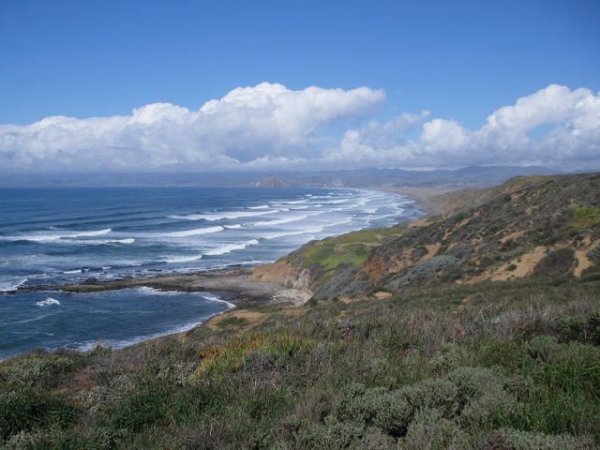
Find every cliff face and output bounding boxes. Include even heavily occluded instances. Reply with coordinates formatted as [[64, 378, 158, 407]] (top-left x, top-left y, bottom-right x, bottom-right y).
[[261, 173, 600, 299], [252, 260, 311, 290]]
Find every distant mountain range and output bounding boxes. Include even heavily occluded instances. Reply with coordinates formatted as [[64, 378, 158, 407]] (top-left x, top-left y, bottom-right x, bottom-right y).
[[0, 165, 559, 188]]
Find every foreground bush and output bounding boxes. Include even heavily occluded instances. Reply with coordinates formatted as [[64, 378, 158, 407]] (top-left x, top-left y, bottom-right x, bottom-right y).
[[0, 279, 598, 448]]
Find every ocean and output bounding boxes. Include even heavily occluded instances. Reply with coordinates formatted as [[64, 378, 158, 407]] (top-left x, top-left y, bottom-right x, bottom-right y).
[[0, 187, 417, 360]]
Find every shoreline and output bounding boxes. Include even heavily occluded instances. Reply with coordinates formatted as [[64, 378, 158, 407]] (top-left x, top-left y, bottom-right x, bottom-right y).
[[373, 184, 464, 216], [22, 267, 309, 308], [6, 185, 444, 358]]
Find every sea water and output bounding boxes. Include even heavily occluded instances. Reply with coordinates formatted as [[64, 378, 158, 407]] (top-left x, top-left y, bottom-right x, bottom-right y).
[[0, 187, 417, 359]]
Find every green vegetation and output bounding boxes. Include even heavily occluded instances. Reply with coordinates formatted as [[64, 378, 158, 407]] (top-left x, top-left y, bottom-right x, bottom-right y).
[[574, 206, 600, 230], [216, 316, 250, 329], [1, 174, 599, 448], [1, 278, 599, 448], [289, 225, 405, 271]]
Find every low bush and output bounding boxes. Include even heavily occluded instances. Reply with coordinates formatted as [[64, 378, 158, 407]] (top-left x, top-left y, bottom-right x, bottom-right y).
[[0, 388, 77, 439]]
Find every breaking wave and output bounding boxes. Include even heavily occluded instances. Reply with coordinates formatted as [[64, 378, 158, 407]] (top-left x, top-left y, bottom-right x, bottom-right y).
[[203, 239, 260, 256], [36, 297, 61, 307]]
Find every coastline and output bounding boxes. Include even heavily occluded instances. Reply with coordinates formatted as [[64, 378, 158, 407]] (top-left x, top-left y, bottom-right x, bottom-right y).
[[33, 267, 311, 308], [373, 184, 463, 216], [7, 185, 439, 357]]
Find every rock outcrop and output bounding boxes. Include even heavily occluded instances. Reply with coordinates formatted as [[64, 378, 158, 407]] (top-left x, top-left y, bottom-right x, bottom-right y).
[[256, 176, 288, 188]]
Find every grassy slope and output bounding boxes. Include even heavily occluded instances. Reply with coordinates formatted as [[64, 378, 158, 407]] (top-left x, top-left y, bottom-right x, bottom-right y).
[[1, 174, 600, 449], [287, 173, 600, 298]]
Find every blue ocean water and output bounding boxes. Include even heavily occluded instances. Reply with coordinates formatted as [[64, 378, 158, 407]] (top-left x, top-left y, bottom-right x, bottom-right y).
[[0, 187, 417, 359]]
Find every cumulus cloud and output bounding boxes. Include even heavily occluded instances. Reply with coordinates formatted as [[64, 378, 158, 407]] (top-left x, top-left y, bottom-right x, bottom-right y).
[[328, 84, 600, 169], [0, 82, 384, 171], [0, 83, 599, 172]]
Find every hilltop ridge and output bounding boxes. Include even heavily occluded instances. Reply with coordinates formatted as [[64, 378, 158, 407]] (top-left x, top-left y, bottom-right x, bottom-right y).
[[255, 173, 600, 299]]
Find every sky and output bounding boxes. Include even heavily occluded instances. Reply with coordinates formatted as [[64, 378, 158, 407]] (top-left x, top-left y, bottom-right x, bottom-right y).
[[0, 0, 599, 172]]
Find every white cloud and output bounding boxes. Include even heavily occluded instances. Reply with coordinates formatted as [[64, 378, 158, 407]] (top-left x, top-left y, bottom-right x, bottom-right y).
[[324, 84, 600, 169], [0, 83, 599, 172], [0, 82, 384, 171]]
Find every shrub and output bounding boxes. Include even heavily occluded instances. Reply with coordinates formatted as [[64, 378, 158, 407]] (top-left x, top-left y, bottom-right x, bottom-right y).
[[294, 416, 365, 449], [0, 388, 77, 440], [533, 248, 575, 278], [106, 374, 174, 433], [331, 367, 517, 441], [573, 206, 600, 230], [0, 353, 78, 389], [488, 428, 594, 449], [401, 408, 468, 449]]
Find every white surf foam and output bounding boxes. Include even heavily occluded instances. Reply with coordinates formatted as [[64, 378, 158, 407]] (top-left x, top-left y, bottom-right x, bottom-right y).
[[113, 238, 135, 245], [261, 230, 313, 240], [253, 214, 309, 227], [169, 210, 278, 221], [36, 297, 61, 307], [203, 239, 260, 256], [247, 204, 270, 209], [71, 228, 112, 237], [135, 286, 183, 296], [0, 278, 27, 292], [2, 228, 113, 243], [324, 218, 354, 228], [202, 292, 236, 309], [162, 255, 203, 264], [166, 226, 224, 238], [72, 237, 135, 245], [261, 225, 326, 240], [284, 199, 308, 205]]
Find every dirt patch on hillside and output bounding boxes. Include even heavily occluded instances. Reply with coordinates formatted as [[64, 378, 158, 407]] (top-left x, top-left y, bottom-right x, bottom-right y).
[[509, 246, 549, 278], [409, 218, 431, 229], [252, 261, 296, 284], [422, 243, 441, 261], [574, 239, 599, 277], [272, 288, 312, 305], [500, 230, 525, 244], [464, 246, 549, 284]]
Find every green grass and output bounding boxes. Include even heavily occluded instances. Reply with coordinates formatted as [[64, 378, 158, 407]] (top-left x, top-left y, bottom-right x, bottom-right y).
[[216, 316, 250, 328], [574, 206, 600, 230], [1, 278, 599, 448], [292, 225, 405, 271]]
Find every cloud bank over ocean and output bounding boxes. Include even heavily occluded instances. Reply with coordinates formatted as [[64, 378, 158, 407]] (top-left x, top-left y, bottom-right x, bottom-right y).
[[1, 83, 598, 172]]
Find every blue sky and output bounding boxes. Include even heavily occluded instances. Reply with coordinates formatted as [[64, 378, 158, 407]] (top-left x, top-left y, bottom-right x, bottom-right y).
[[0, 0, 599, 171]]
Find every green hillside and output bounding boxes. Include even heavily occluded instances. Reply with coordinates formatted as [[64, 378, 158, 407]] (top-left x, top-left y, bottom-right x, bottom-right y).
[[278, 173, 600, 299], [1, 174, 599, 449]]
